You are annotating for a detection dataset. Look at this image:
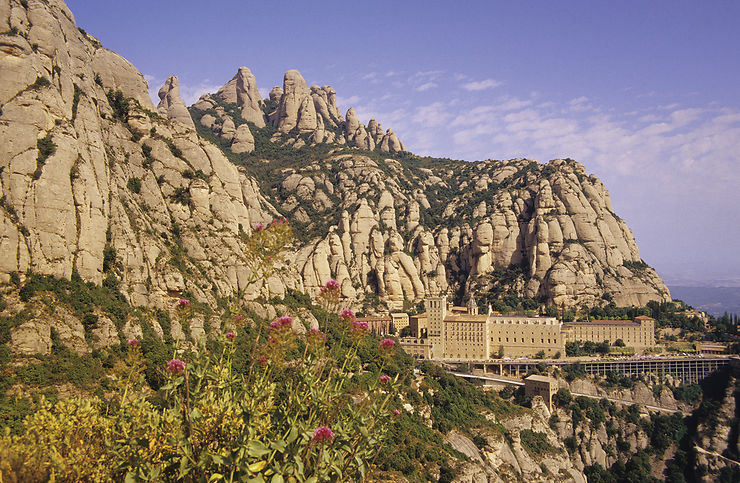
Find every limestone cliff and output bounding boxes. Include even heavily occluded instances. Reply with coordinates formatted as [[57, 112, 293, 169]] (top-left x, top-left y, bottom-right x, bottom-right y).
[[0, 0, 669, 313], [189, 67, 407, 154], [0, 0, 284, 310], [266, 155, 669, 310]]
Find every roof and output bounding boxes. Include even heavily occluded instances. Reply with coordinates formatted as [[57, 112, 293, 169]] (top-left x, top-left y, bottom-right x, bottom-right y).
[[444, 314, 489, 322], [634, 315, 655, 320], [525, 375, 557, 384], [355, 316, 391, 322], [564, 319, 639, 326]]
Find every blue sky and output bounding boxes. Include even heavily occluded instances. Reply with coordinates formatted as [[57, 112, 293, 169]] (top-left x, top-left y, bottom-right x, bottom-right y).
[[66, 0, 740, 286]]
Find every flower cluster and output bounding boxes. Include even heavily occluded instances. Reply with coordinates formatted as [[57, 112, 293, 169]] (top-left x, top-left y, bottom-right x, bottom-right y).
[[379, 375, 390, 384], [225, 332, 236, 341], [379, 338, 395, 350], [177, 298, 190, 307], [166, 359, 185, 374], [351, 320, 368, 333], [312, 426, 335, 444], [270, 316, 293, 329], [255, 223, 264, 231], [127, 338, 140, 347], [339, 309, 355, 321]]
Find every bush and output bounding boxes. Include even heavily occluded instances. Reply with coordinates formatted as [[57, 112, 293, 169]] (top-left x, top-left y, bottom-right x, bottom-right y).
[[0, 321, 400, 481], [105, 89, 129, 122], [126, 177, 141, 193], [520, 429, 557, 455], [30, 76, 51, 90]]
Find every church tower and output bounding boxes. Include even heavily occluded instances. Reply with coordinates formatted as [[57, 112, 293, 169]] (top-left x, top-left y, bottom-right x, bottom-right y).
[[467, 296, 478, 315], [426, 296, 447, 359]]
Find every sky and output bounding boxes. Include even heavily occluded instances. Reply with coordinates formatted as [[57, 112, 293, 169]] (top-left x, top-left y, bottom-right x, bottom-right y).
[[65, 0, 740, 287]]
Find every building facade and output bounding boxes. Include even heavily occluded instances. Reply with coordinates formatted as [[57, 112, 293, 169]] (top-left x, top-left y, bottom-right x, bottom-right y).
[[562, 315, 655, 348], [399, 296, 656, 361]]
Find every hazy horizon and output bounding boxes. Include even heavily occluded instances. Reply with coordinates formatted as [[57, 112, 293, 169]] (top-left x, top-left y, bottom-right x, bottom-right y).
[[66, 0, 740, 287]]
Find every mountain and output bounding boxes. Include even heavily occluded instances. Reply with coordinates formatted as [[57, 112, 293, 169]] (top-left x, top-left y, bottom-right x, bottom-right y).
[[0, 0, 669, 314], [669, 286, 740, 317]]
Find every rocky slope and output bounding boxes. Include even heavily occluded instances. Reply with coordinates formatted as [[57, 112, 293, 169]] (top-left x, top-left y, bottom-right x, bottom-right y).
[[0, 0, 669, 313], [0, 0, 283, 311]]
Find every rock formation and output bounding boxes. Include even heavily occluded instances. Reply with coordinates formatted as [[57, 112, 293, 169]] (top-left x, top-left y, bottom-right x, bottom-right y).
[[0, 0, 281, 309], [215, 66, 266, 127], [189, 67, 407, 154], [0, 0, 669, 313], [157, 75, 195, 128]]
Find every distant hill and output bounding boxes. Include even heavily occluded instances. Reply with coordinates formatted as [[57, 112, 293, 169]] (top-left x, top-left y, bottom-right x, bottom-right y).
[[668, 285, 740, 317]]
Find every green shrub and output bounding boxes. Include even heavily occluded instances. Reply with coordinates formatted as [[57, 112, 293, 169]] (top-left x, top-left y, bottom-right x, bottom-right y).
[[126, 177, 141, 193], [30, 76, 50, 90], [105, 89, 128, 122], [171, 187, 191, 206]]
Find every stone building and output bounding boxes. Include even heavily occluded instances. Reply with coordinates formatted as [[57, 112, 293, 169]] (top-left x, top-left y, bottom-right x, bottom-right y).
[[399, 295, 656, 361], [489, 315, 564, 358], [524, 375, 558, 410], [562, 315, 655, 348]]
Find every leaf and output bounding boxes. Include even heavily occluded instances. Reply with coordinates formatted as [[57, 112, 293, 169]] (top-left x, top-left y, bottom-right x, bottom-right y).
[[286, 426, 298, 444], [248, 440, 271, 458], [248, 460, 268, 473], [208, 474, 224, 482], [271, 440, 286, 453], [271, 475, 284, 483]]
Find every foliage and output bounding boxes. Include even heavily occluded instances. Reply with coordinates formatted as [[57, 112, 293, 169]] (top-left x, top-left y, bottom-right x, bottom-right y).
[[33, 134, 56, 179], [520, 429, 558, 455], [170, 187, 192, 207], [127, 176, 142, 193], [105, 89, 129, 122], [1, 315, 400, 482], [671, 383, 702, 404], [30, 76, 50, 90], [565, 340, 610, 356]]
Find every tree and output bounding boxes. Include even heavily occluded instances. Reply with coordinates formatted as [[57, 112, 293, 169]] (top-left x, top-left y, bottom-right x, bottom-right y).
[[614, 338, 625, 347]]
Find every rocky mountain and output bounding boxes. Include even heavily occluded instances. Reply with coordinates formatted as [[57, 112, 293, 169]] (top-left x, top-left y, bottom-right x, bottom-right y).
[[0, 0, 669, 315], [189, 66, 407, 154]]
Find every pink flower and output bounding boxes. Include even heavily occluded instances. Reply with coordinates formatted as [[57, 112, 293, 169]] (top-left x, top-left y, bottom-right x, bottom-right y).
[[178, 298, 190, 307], [351, 320, 369, 333], [380, 375, 391, 384], [325, 279, 340, 290], [271, 316, 292, 329], [166, 359, 185, 374], [312, 426, 335, 444], [225, 332, 236, 341], [268, 336, 276, 343], [235, 315, 243, 322], [379, 338, 395, 350], [339, 309, 355, 321], [394, 409, 400, 415], [127, 338, 139, 347], [309, 328, 326, 342], [255, 223, 263, 231]]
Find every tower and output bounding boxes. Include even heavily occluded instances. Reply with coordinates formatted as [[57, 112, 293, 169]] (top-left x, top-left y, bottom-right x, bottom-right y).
[[467, 296, 478, 315], [426, 296, 447, 359]]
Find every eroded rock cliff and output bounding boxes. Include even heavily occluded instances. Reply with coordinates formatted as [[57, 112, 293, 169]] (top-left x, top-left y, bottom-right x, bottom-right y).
[[0, 0, 669, 313]]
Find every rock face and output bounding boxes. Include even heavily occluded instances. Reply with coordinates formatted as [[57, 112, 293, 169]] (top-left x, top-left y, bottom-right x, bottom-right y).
[[0, 0, 283, 308], [0, 0, 669, 312], [277, 155, 669, 310], [215, 66, 265, 127], [190, 67, 407, 154], [157, 75, 195, 128]]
